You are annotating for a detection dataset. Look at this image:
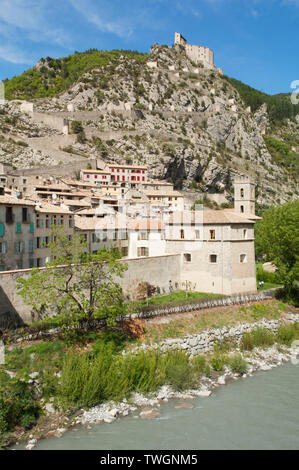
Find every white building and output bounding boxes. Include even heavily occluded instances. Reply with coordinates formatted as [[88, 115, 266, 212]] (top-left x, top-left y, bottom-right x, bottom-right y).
[[174, 32, 215, 69]]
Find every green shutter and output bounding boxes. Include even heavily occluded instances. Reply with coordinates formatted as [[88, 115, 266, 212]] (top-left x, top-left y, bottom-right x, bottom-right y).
[[137, 247, 141, 257], [0, 223, 4, 237], [16, 223, 21, 233], [0, 264, 6, 271], [29, 259, 34, 268], [14, 241, 19, 254], [30, 223, 34, 233], [40, 219, 44, 229], [22, 241, 26, 253], [3, 241, 7, 254], [29, 240, 33, 253]]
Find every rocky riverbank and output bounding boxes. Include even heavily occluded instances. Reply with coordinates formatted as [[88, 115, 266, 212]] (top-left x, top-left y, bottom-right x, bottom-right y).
[[17, 311, 298, 450]]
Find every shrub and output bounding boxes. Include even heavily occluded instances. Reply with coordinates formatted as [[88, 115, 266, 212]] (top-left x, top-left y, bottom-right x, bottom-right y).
[[240, 332, 254, 351], [0, 372, 40, 440], [230, 355, 248, 375], [241, 327, 275, 351], [210, 354, 228, 371], [191, 355, 210, 377], [71, 120, 83, 134], [277, 323, 299, 346]]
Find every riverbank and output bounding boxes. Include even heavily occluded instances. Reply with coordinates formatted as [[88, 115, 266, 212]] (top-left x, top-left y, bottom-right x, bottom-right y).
[[2, 300, 298, 450]]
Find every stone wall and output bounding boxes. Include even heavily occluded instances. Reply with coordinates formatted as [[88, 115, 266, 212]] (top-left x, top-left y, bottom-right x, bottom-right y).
[[129, 312, 299, 357], [0, 254, 182, 326], [133, 289, 275, 320]]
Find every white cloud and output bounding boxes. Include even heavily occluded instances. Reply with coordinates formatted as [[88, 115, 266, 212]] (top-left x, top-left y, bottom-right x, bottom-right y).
[[0, 44, 34, 64], [68, 0, 135, 38]]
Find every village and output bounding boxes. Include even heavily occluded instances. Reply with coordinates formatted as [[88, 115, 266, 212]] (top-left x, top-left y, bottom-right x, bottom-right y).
[[0, 158, 258, 303]]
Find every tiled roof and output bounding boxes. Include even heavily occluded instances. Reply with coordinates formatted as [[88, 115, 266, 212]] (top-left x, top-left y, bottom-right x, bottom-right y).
[[81, 169, 111, 174], [167, 210, 255, 225], [0, 195, 36, 206], [35, 202, 73, 214], [108, 164, 147, 169]]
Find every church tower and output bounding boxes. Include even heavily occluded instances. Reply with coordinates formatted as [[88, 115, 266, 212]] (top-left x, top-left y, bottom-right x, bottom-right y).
[[234, 177, 255, 216]]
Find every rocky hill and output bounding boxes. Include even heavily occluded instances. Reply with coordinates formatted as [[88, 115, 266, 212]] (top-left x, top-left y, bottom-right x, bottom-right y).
[[1, 43, 298, 207]]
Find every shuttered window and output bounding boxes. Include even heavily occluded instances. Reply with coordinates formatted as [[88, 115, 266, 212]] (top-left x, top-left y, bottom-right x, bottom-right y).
[[0, 223, 4, 236], [16, 223, 21, 233]]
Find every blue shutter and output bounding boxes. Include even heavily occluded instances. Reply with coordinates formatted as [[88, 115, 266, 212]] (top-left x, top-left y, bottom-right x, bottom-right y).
[[0, 223, 4, 236]]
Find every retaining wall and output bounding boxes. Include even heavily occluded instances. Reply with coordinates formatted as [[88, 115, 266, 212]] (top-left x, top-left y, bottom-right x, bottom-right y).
[[129, 313, 299, 357]]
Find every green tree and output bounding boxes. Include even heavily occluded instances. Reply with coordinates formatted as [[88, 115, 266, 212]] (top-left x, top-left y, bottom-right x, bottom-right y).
[[17, 228, 128, 328], [71, 120, 84, 134], [255, 200, 299, 295]]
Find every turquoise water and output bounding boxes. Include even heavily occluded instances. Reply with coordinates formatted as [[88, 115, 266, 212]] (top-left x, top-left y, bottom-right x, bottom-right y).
[[31, 363, 299, 450]]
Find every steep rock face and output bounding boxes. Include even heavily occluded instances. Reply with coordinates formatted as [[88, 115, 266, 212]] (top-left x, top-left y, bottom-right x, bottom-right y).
[[1, 44, 298, 205]]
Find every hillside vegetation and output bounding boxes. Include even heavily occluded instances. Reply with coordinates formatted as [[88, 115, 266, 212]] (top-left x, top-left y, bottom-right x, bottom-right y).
[[224, 76, 299, 124], [3, 49, 148, 101]]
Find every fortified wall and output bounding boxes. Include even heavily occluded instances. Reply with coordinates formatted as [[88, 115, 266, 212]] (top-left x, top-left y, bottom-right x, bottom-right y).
[[0, 254, 181, 328]]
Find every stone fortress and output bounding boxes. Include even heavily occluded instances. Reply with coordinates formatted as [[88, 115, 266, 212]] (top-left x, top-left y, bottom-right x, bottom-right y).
[[174, 32, 223, 74]]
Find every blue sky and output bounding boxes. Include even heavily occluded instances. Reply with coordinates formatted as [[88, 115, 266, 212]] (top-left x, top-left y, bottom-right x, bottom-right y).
[[0, 0, 298, 94]]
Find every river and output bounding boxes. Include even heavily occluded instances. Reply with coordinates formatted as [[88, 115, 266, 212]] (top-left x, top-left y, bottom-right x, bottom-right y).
[[28, 362, 299, 450]]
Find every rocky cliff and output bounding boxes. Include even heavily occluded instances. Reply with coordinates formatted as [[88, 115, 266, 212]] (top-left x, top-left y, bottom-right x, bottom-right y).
[[1, 44, 298, 206]]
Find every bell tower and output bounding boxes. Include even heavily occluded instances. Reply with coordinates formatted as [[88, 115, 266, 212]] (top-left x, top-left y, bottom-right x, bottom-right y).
[[234, 177, 255, 216]]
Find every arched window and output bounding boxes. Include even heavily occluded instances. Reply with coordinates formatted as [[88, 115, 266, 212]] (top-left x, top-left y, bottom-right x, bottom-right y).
[[240, 205, 244, 213], [240, 188, 244, 198]]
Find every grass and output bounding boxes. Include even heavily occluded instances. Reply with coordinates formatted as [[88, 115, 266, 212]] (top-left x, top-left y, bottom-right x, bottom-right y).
[[142, 300, 289, 345], [140, 290, 221, 306], [257, 282, 283, 291]]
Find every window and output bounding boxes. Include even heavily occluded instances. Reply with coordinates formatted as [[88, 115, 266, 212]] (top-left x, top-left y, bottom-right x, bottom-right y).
[[22, 207, 29, 222], [14, 241, 25, 254], [16, 223, 21, 234], [30, 223, 34, 233], [195, 230, 200, 239], [0, 223, 4, 237], [6, 207, 13, 223], [240, 205, 244, 213], [240, 188, 244, 198], [210, 254, 217, 263], [240, 254, 247, 263], [0, 242, 7, 254], [139, 232, 148, 240], [121, 247, 128, 257], [243, 229, 247, 239], [184, 253, 192, 262], [180, 229, 185, 239], [29, 240, 34, 253], [0, 264, 6, 271], [210, 230, 215, 240], [138, 247, 149, 257]]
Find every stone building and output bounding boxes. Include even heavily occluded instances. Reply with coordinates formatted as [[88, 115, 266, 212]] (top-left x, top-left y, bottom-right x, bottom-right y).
[[0, 196, 36, 271], [174, 32, 214, 69]]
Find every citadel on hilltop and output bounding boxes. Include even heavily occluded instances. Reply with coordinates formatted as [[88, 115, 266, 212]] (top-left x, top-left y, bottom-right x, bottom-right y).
[[174, 32, 223, 74]]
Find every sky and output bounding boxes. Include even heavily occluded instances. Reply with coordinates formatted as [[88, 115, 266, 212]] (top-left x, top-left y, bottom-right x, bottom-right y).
[[0, 0, 298, 95]]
